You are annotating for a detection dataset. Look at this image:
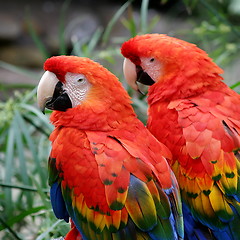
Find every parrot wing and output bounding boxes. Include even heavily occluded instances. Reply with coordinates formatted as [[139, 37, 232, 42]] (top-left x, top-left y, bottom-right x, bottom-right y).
[[48, 156, 70, 222], [49, 127, 184, 239], [168, 90, 240, 238]]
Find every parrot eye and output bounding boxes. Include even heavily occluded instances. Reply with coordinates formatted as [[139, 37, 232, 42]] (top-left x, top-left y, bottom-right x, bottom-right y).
[[65, 73, 89, 87], [77, 77, 86, 84], [77, 78, 84, 83], [150, 58, 155, 62]]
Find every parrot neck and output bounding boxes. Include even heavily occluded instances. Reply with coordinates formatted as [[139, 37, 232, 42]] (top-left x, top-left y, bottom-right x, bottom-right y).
[[49, 103, 137, 131], [148, 72, 224, 104]]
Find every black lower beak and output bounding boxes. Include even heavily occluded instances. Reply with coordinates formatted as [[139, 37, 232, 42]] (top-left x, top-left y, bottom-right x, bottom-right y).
[[46, 82, 72, 112], [136, 65, 155, 86]]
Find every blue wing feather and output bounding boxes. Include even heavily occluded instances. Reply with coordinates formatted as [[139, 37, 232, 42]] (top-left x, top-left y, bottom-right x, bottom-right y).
[[50, 181, 69, 222], [182, 203, 214, 240]]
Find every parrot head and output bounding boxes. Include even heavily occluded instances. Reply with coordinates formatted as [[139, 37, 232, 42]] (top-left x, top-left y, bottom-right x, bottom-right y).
[[37, 56, 134, 129], [121, 34, 223, 96]]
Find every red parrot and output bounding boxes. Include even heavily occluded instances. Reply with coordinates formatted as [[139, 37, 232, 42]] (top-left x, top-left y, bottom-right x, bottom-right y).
[[121, 34, 240, 240], [37, 55, 184, 240]]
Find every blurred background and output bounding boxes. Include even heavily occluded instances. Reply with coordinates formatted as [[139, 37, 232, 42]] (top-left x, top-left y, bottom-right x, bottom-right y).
[[0, 0, 240, 239]]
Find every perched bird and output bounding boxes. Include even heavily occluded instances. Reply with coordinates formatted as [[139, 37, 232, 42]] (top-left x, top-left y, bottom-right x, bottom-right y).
[[121, 34, 240, 240], [37, 55, 184, 240]]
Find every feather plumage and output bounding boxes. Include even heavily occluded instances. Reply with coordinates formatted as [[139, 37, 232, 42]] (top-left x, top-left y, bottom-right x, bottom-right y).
[[121, 34, 240, 239]]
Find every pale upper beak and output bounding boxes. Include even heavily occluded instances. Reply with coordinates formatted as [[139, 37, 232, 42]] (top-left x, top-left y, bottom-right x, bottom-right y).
[[37, 71, 59, 112], [123, 58, 139, 91]]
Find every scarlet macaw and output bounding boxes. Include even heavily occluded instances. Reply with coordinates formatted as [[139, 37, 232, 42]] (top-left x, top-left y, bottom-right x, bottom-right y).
[[37, 55, 184, 240], [121, 34, 240, 240]]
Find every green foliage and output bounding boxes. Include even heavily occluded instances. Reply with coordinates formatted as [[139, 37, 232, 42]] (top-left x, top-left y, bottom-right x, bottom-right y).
[[0, 0, 240, 239], [0, 68, 63, 239], [183, 0, 240, 66], [182, 0, 240, 91]]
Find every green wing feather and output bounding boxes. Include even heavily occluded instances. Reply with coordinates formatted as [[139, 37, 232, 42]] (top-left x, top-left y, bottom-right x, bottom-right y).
[[48, 156, 59, 186]]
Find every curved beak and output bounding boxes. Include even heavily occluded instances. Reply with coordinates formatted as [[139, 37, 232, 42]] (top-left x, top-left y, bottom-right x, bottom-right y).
[[37, 71, 72, 113], [37, 71, 59, 113], [123, 58, 139, 91], [123, 58, 155, 95]]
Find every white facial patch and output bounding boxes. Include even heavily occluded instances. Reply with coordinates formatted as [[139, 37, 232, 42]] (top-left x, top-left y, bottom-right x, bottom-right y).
[[140, 57, 162, 82], [64, 72, 91, 107]]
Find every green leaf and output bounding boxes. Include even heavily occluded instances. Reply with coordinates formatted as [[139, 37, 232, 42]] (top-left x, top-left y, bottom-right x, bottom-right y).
[[36, 219, 63, 240], [19, 103, 53, 132], [121, 15, 137, 37], [31, 177, 50, 208], [72, 39, 83, 56], [0, 182, 48, 193], [0, 206, 46, 231], [0, 129, 8, 149], [59, 0, 72, 55], [230, 81, 240, 90], [140, 0, 149, 34], [182, 0, 199, 14], [13, 111, 33, 207], [21, 86, 38, 104], [199, 0, 240, 38], [148, 15, 160, 33], [25, 8, 49, 59], [4, 124, 15, 216], [0, 60, 39, 80], [0, 82, 35, 91], [37, 135, 51, 167], [87, 27, 104, 56], [0, 216, 22, 240], [15, 109, 47, 187], [102, 0, 133, 44]]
